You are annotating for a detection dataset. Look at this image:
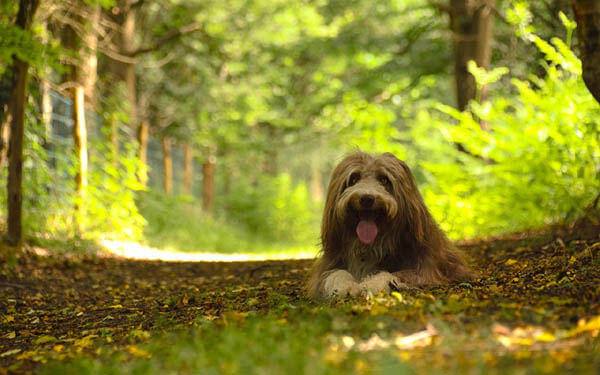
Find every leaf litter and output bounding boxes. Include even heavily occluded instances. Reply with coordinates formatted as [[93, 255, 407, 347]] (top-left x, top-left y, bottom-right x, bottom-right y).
[[0, 225, 599, 374]]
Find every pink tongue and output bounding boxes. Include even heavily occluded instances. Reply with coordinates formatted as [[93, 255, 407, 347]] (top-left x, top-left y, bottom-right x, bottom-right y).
[[356, 220, 378, 244]]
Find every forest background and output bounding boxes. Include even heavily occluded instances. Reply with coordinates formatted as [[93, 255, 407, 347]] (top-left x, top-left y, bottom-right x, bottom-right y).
[[1, 0, 599, 255]]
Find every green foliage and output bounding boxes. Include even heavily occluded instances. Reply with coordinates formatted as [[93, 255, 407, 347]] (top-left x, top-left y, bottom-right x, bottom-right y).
[[137, 188, 317, 253], [413, 33, 600, 239], [85, 132, 146, 240], [224, 173, 320, 244], [0, 96, 145, 242]]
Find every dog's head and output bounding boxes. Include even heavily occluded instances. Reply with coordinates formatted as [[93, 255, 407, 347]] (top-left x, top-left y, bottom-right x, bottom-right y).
[[322, 152, 430, 256]]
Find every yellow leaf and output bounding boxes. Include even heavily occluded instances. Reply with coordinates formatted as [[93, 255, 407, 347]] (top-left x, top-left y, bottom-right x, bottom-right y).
[[110, 304, 123, 309], [5, 331, 15, 339], [4, 316, 14, 323], [53, 345, 64, 352], [126, 345, 151, 359], [568, 315, 600, 337], [35, 335, 57, 345], [0, 349, 21, 357], [535, 332, 556, 342], [505, 259, 518, 266], [392, 291, 403, 303], [369, 304, 389, 316]]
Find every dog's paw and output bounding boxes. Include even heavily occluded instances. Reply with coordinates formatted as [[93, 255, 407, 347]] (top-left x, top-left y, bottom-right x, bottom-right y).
[[360, 271, 407, 295], [323, 270, 361, 298]]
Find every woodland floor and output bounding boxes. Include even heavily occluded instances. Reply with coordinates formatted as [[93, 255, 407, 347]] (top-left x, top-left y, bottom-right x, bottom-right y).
[[1, 224, 599, 375]]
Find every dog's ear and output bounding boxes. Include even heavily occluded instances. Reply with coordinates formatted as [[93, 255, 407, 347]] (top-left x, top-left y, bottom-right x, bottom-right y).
[[383, 154, 430, 244], [321, 159, 347, 253]]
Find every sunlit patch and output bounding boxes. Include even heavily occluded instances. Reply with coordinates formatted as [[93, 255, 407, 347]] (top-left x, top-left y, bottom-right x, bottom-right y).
[[100, 240, 317, 262], [328, 324, 438, 354]]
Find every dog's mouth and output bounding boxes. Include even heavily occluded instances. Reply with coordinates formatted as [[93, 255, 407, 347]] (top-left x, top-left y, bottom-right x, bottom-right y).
[[354, 210, 383, 245]]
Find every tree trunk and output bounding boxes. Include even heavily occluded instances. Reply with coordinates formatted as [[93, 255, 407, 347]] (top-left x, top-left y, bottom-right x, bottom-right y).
[[5, 0, 40, 246], [262, 124, 278, 175], [0, 68, 13, 170], [73, 85, 88, 229], [6, 60, 28, 246], [183, 144, 193, 196], [310, 161, 324, 202], [109, 116, 119, 166], [137, 122, 149, 184], [573, 0, 600, 104], [449, 0, 495, 120], [162, 136, 172, 195], [41, 79, 52, 143], [83, 4, 101, 107], [0, 110, 9, 171], [202, 156, 215, 212]]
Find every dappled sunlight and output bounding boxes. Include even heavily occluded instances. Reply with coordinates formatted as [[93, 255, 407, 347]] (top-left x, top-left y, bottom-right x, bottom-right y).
[[100, 239, 317, 262]]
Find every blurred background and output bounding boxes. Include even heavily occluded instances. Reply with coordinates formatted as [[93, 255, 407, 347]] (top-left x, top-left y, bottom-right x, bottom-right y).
[[1, 0, 598, 256]]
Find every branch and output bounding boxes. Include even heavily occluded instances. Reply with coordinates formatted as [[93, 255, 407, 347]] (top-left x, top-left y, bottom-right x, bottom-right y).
[[426, 0, 451, 14], [128, 22, 203, 57]]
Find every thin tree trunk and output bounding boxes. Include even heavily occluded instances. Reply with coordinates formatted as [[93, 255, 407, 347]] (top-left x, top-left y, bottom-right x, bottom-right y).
[[83, 4, 101, 106], [573, 0, 600, 104], [202, 156, 215, 212], [310, 161, 324, 202], [0, 111, 9, 171], [137, 122, 149, 184], [122, 0, 138, 129], [5, 0, 40, 246], [449, 0, 495, 120], [162, 136, 172, 195], [0, 70, 13, 170], [262, 124, 278, 175], [183, 144, 193, 195], [41, 79, 52, 142], [73, 85, 88, 229], [6, 59, 29, 246], [109, 116, 119, 166]]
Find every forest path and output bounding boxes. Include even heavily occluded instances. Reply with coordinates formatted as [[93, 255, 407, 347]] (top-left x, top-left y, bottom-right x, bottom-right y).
[[1, 227, 599, 374]]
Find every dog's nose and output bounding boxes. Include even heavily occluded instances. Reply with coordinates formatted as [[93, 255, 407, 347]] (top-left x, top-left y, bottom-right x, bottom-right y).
[[359, 194, 375, 208]]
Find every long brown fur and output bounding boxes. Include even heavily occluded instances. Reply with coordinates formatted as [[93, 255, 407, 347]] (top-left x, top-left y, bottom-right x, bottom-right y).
[[307, 152, 474, 298]]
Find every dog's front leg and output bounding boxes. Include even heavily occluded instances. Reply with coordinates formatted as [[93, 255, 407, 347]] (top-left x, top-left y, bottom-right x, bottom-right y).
[[322, 269, 361, 298], [360, 271, 409, 295]]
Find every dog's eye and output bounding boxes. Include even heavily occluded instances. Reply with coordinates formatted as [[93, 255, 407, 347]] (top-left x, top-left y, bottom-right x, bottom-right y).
[[348, 172, 360, 186], [378, 175, 391, 186]]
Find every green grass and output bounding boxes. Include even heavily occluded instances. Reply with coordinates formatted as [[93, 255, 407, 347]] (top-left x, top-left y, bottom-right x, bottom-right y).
[[137, 190, 318, 255], [38, 294, 600, 375]]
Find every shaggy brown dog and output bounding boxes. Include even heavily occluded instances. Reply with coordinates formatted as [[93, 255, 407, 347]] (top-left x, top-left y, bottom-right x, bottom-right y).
[[307, 152, 474, 299]]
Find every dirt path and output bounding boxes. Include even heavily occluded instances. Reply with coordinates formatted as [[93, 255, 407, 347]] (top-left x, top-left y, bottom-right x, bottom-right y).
[[1, 227, 599, 374]]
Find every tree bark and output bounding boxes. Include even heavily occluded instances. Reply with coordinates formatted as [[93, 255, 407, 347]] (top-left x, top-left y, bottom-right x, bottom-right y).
[[109, 116, 119, 166], [6, 60, 29, 246], [137, 122, 149, 184], [202, 156, 215, 212], [449, 0, 495, 119], [41, 79, 52, 142], [0, 110, 9, 171], [5, 0, 40, 246], [162, 136, 172, 195], [310, 161, 324, 202], [183, 144, 193, 196], [73, 85, 88, 229], [122, 1, 138, 129], [83, 4, 101, 107], [573, 0, 600, 104]]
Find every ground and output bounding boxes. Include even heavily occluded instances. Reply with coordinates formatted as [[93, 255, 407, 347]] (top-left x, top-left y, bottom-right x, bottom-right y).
[[1, 225, 599, 374]]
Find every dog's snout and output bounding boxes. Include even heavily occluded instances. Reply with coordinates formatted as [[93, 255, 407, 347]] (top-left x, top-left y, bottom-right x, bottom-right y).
[[359, 194, 375, 208]]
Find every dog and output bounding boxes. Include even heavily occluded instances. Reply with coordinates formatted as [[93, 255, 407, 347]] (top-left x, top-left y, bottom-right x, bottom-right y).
[[307, 152, 474, 299]]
